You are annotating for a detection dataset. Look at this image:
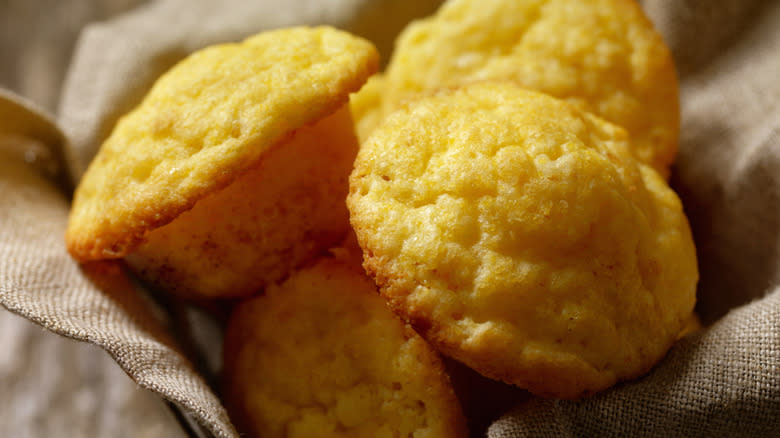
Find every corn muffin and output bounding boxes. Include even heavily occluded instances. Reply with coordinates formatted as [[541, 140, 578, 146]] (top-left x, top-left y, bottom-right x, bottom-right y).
[[65, 26, 379, 298], [348, 82, 698, 398], [383, 0, 680, 177], [223, 254, 467, 438]]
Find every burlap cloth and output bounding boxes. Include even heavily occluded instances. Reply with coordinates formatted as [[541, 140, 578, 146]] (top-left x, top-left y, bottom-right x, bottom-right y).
[[1, 0, 778, 436]]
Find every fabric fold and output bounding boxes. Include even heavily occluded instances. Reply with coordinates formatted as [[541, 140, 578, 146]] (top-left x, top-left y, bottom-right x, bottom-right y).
[[0, 93, 237, 437]]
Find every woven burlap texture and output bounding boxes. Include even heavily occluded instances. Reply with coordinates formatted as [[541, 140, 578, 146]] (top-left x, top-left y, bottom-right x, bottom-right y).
[[1, 0, 778, 437]]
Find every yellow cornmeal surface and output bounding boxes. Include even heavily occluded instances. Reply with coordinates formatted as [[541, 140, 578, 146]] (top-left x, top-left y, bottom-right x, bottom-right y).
[[349, 74, 385, 144], [348, 83, 697, 398], [223, 255, 467, 438], [383, 0, 679, 177], [66, 26, 378, 260], [125, 107, 357, 299]]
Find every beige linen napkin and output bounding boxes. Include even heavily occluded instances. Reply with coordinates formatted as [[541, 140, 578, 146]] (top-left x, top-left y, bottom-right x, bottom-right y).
[[0, 91, 234, 436], [1, 0, 778, 437]]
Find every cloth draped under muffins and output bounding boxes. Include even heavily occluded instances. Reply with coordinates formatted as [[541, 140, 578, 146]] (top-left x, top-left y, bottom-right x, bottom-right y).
[[64, 0, 698, 435]]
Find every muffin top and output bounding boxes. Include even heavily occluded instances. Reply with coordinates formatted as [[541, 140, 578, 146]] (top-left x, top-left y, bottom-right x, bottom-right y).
[[223, 253, 467, 438], [383, 0, 679, 176], [348, 82, 697, 398], [66, 26, 378, 261]]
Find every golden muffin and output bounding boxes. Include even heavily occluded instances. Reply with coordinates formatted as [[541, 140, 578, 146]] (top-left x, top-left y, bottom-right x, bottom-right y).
[[65, 26, 379, 299], [383, 0, 680, 177], [222, 254, 467, 438], [347, 82, 698, 399]]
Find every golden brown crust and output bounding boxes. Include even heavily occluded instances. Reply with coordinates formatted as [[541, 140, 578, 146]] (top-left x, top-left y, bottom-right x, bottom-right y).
[[66, 26, 379, 261]]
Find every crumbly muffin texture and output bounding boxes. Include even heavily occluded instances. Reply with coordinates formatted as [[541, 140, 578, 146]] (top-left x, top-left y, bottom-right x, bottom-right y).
[[383, 0, 679, 177], [348, 82, 698, 398], [223, 256, 467, 438], [66, 26, 378, 261], [125, 106, 357, 299]]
